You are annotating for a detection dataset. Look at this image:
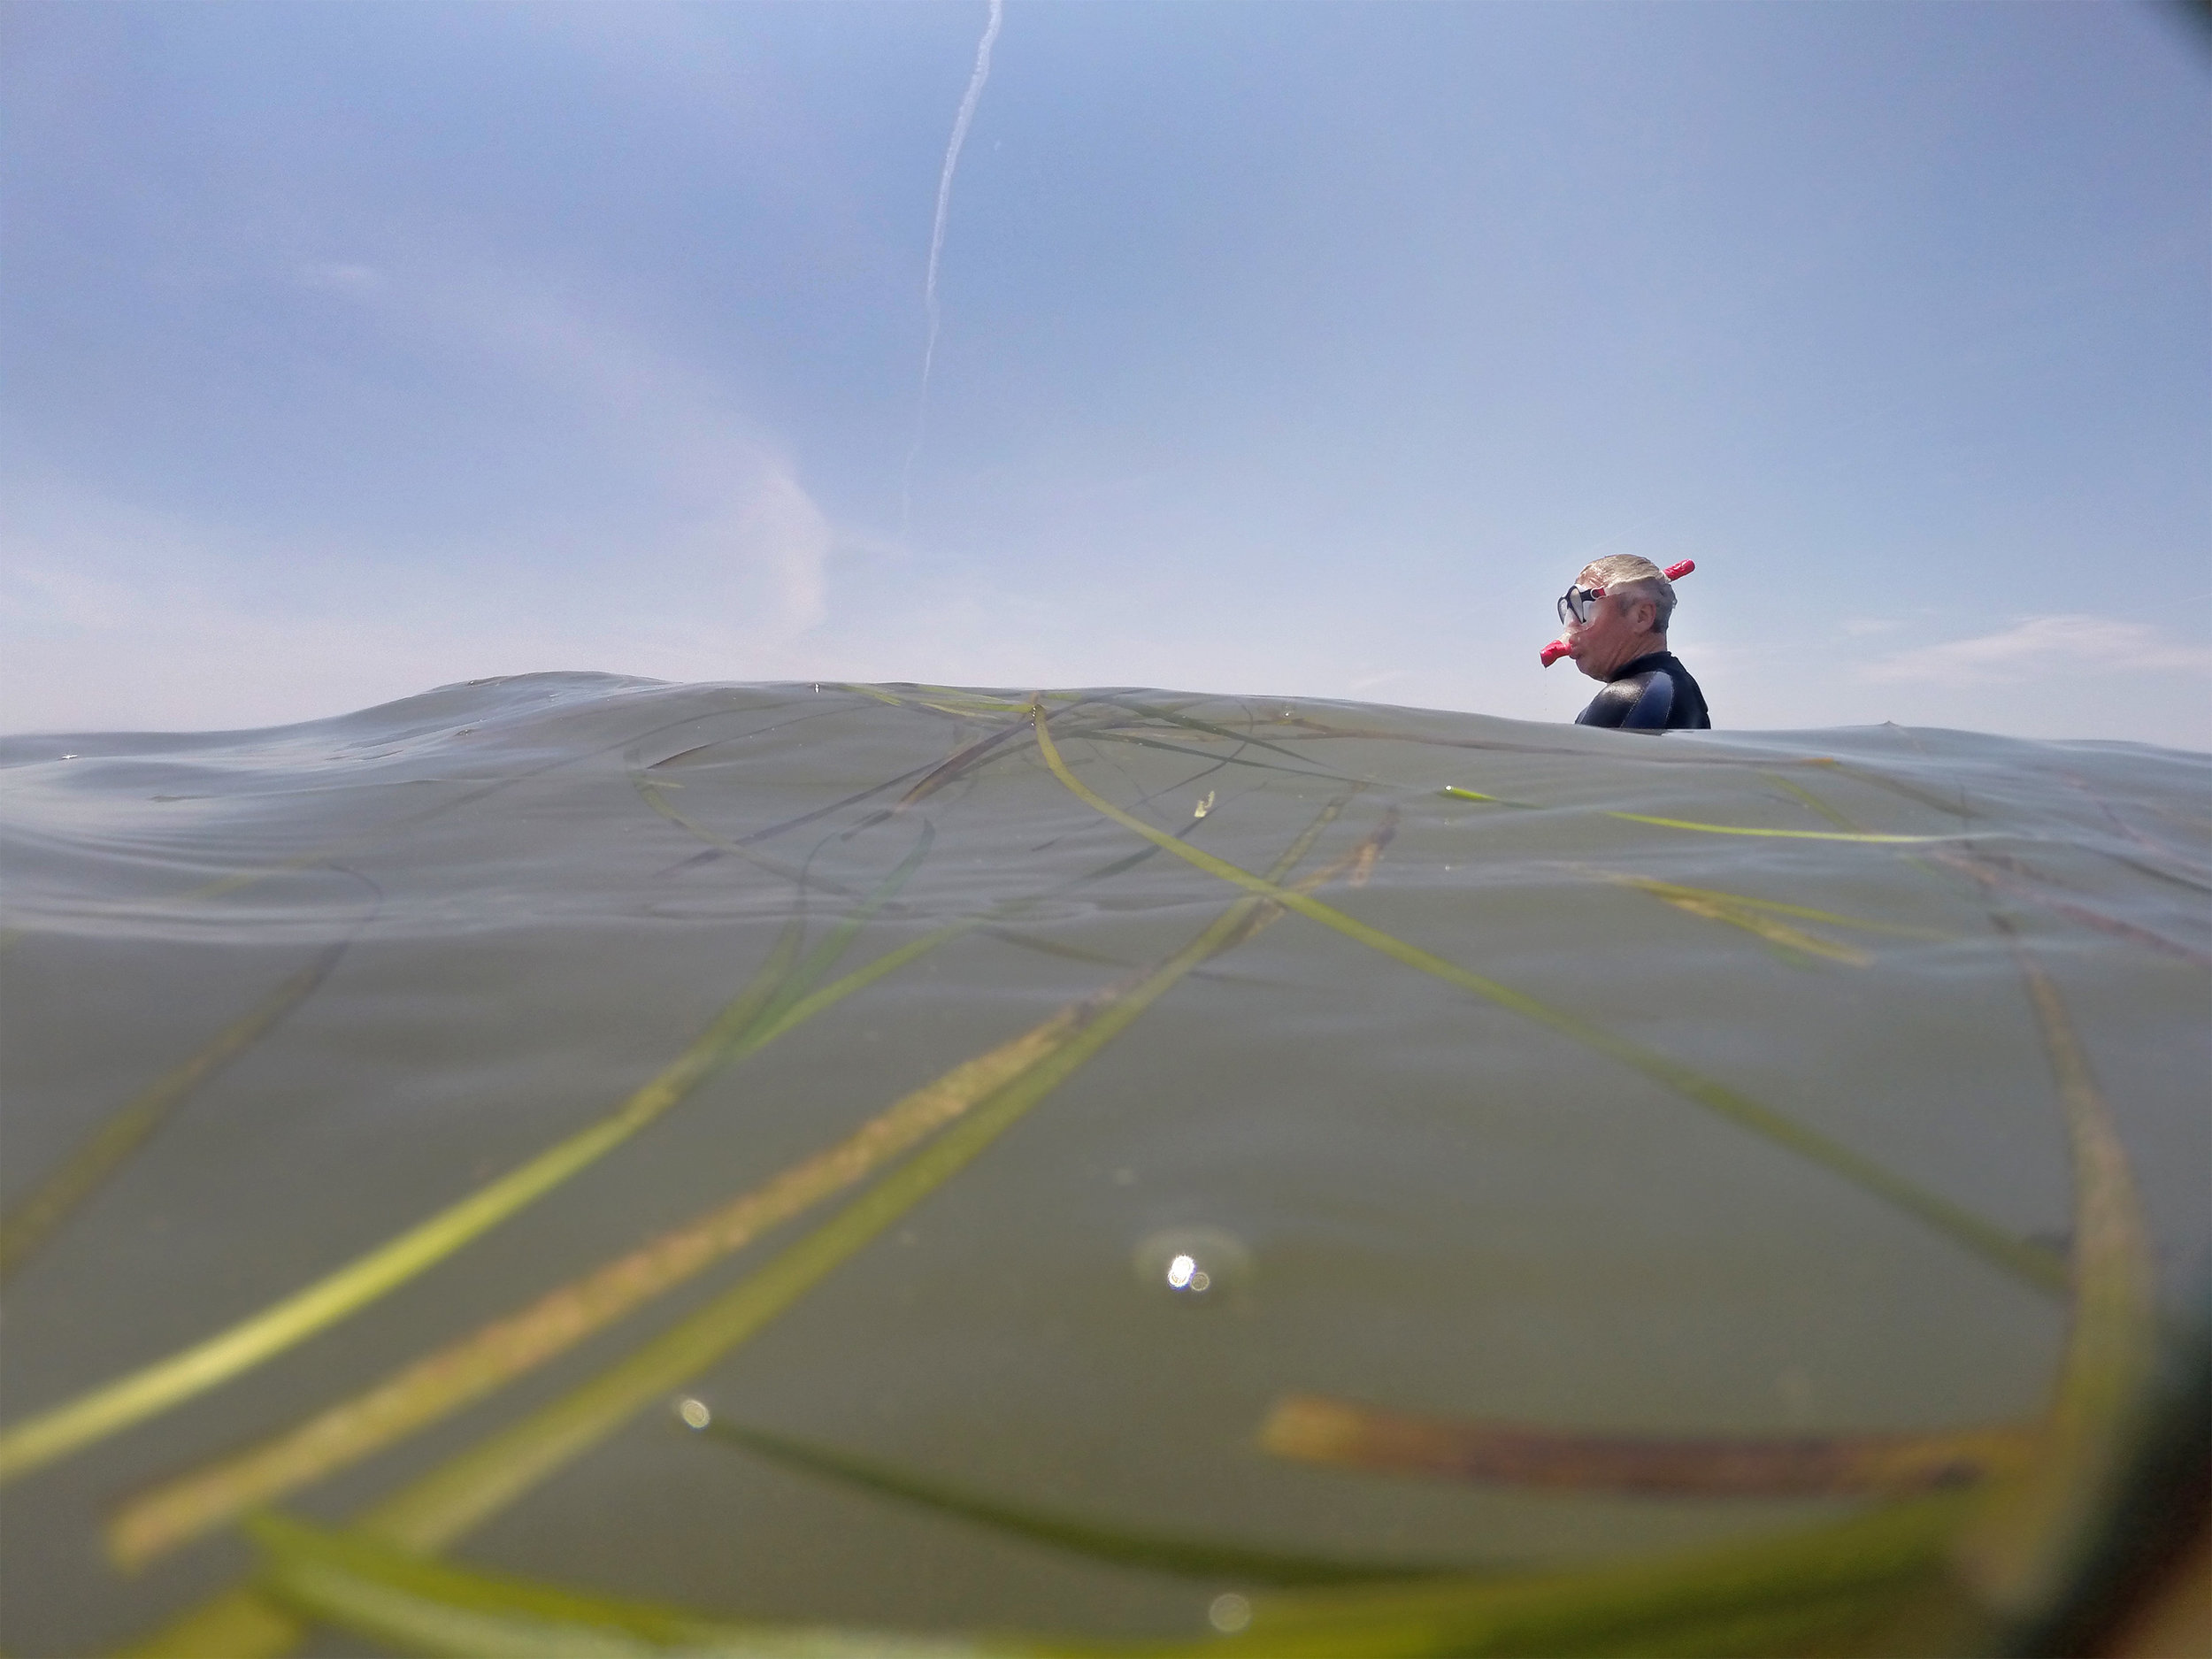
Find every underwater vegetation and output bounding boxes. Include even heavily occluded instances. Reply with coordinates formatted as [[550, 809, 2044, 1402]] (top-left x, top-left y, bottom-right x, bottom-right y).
[[0, 678, 2204, 1655]]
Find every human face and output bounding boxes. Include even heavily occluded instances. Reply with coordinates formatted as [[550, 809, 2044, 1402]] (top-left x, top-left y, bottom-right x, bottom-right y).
[[1563, 581, 1661, 680]]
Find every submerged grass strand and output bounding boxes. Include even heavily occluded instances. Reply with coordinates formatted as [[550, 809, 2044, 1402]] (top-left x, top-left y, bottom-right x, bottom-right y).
[[111, 800, 1374, 1649], [891, 714, 1039, 812], [1763, 770, 1868, 833], [1603, 812, 1950, 844], [1439, 785, 1533, 808], [2, 833, 937, 1487], [635, 773, 1097, 972], [45, 703, 788, 933], [837, 710, 1059, 841], [694, 1417, 1463, 1586], [1259, 1394, 2036, 1497], [0, 936, 352, 1283], [1928, 849, 2212, 971], [243, 1501, 1948, 1659], [235, 1485, 1977, 1659], [1085, 727, 1353, 786], [246, 1504, 1973, 1659], [0, 921, 794, 1487], [1031, 704, 2065, 1300], [1594, 874, 1874, 965], [1955, 920, 2159, 1617], [348, 801, 1351, 1560], [1187, 1492, 1979, 1659], [1583, 874, 1948, 941], [108, 976, 1086, 1566], [1778, 772, 2162, 1626], [246, 1513, 996, 1659], [1096, 695, 1348, 774], [244, 1409, 1978, 1658]]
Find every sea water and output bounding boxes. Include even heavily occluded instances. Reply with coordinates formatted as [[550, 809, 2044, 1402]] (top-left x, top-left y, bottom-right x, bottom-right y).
[[0, 676, 2205, 1655]]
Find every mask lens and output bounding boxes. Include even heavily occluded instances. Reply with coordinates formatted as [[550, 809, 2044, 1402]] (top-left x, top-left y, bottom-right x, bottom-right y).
[[1557, 588, 1595, 626]]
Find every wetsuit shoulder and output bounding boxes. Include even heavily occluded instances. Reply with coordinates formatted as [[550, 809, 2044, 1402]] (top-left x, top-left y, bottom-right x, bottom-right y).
[[1617, 671, 1676, 730], [1576, 653, 1710, 732], [1576, 672, 1665, 728], [1656, 655, 1711, 729]]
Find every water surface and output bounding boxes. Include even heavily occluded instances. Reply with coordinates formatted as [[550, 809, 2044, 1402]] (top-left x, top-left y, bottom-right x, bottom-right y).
[[1, 676, 2205, 1655]]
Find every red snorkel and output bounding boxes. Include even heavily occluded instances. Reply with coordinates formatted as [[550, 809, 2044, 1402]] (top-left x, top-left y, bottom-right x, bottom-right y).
[[1542, 560, 1694, 666]]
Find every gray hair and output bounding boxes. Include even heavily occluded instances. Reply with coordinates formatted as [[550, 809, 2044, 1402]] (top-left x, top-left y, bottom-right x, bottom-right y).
[[1578, 554, 1677, 631]]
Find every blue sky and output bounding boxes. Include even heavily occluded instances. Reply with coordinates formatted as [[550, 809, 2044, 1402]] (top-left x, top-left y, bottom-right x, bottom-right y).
[[3, 1, 2207, 745]]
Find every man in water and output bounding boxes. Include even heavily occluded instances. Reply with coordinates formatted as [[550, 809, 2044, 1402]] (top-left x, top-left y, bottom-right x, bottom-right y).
[[1558, 555, 1710, 730]]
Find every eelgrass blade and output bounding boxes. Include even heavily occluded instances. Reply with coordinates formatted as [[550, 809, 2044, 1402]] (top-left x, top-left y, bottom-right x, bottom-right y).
[[1438, 786, 1535, 808], [1094, 695, 1348, 774], [1272, 712, 1809, 766], [159, 733, 2162, 1659], [1258, 1394, 2035, 1497], [238, 1506, 1941, 1659], [0, 916, 784, 1486], [1083, 727, 1351, 786], [1954, 919, 2160, 1621], [2056, 772, 2212, 895], [0, 833, 933, 1487], [635, 773, 1107, 971], [0, 701, 823, 958], [691, 1417, 1463, 1586], [1712, 766, 2164, 1627], [122, 703, 790, 918], [639, 751, 1280, 976], [109, 971, 1084, 1565], [1348, 810, 1396, 888], [0, 935, 353, 1282], [347, 800, 1352, 1559], [1212, 926, 2141, 1659], [239, 1496, 1968, 1659], [246, 1512, 999, 1659], [833, 709, 1052, 841], [1604, 813, 1949, 844], [634, 773, 869, 898], [1762, 770, 1868, 833], [1171, 1493, 1979, 1659], [1583, 873, 1948, 941], [1927, 850, 2212, 970], [1824, 763, 1983, 826], [909, 686, 1041, 716], [892, 714, 1040, 812], [1029, 703, 2065, 1300], [117, 759, 2165, 1659], [1592, 874, 1874, 965], [835, 682, 911, 707], [113, 800, 1368, 1655]]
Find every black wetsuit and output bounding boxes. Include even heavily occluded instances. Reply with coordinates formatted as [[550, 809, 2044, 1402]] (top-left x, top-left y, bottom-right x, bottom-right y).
[[1575, 651, 1710, 732]]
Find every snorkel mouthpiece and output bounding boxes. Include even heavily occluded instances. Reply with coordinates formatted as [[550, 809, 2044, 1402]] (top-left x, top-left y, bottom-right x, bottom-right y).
[[1540, 560, 1696, 667]]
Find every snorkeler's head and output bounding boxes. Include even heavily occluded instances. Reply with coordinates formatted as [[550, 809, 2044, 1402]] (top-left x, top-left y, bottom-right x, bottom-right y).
[[1550, 556, 1681, 680], [1562, 555, 1676, 632]]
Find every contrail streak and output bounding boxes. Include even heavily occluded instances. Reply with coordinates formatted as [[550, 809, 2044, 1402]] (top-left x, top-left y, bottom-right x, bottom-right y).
[[902, 0, 1003, 536]]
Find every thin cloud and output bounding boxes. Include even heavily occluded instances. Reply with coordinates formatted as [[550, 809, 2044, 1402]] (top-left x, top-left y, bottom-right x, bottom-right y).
[[1863, 615, 2212, 687], [290, 252, 838, 634], [1, 255, 848, 733]]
